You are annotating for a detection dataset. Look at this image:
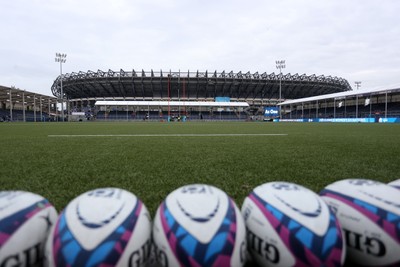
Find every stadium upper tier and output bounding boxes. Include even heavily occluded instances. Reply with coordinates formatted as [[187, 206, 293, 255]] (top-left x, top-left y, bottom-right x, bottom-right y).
[[51, 69, 351, 101]]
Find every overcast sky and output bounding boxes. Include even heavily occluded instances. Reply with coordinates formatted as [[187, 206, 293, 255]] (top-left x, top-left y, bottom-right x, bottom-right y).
[[1, 0, 399, 96]]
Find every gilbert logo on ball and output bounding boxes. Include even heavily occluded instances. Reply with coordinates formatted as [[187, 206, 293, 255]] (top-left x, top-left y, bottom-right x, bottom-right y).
[[242, 182, 345, 267], [152, 184, 246, 267], [45, 188, 151, 267], [320, 179, 400, 266], [0, 191, 58, 267]]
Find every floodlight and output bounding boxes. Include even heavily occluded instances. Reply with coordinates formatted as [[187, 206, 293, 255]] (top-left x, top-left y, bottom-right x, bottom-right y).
[[275, 59, 286, 119], [55, 52, 67, 121]]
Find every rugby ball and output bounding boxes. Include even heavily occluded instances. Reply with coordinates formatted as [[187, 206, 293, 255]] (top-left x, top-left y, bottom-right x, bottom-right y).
[[320, 179, 400, 266], [241, 182, 345, 267], [152, 184, 246, 267], [388, 179, 400, 190], [45, 188, 151, 267], [0, 191, 58, 267]]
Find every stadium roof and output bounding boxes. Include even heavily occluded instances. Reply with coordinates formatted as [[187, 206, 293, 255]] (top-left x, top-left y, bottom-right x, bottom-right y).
[[95, 100, 249, 107], [279, 84, 400, 105], [51, 69, 352, 101]]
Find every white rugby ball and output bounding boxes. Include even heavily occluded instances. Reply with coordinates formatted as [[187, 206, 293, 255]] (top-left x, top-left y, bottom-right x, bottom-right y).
[[152, 184, 246, 267], [45, 188, 151, 267], [388, 179, 400, 190], [0, 191, 58, 267], [242, 182, 345, 267], [320, 179, 400, 266]]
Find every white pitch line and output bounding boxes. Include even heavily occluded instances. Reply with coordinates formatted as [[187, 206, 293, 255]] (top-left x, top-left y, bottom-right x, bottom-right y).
[[48, 133, 288, 137]]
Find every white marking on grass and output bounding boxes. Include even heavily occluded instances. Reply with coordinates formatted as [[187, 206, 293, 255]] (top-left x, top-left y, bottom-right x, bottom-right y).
[[48, 133, 288, 137]]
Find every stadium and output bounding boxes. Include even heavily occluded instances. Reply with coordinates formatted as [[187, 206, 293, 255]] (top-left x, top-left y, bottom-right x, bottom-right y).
[[49, 69, 353, 121], [2, 68, 400, 122]]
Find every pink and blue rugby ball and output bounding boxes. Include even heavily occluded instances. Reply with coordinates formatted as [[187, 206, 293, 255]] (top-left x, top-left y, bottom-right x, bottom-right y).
[[242, 182, 345, 267], [320, 179, 400, 266], [0, 191, 58, 267], [152, 184, 247, 267], [45, 188, 151, 267]]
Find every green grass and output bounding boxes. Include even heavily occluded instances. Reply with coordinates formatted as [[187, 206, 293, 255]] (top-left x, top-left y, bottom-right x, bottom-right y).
[[1, 121, 400, 215]]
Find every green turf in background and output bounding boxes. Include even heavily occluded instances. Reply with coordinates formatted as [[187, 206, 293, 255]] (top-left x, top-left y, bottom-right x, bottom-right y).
[[1, 121, 399, 215]]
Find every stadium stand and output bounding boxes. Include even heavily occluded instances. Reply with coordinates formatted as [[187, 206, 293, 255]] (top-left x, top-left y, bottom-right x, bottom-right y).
[[280, 88, 400, 120], [0, 86, 57, 122]]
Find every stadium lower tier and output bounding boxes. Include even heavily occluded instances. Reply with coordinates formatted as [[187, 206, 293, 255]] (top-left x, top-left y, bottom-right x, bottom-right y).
[[1, 102, 400, 122]]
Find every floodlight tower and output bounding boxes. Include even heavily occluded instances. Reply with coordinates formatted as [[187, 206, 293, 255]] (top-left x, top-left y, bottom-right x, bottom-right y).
[[55, 53, 67, 121], [355, 81, 361, 90], [354, 81, 361, 118], [276, 60, 286, 119]]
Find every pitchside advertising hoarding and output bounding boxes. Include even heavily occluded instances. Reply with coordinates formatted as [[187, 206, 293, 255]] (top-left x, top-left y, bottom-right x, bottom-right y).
[[215, 97, 231, 102], [379, 118, 400, 123], [264, 107, 279, 117], [275, 118, 398, 123]]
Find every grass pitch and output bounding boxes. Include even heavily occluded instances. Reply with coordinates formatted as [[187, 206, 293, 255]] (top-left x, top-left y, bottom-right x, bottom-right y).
[[1, 121, 399, 214]]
